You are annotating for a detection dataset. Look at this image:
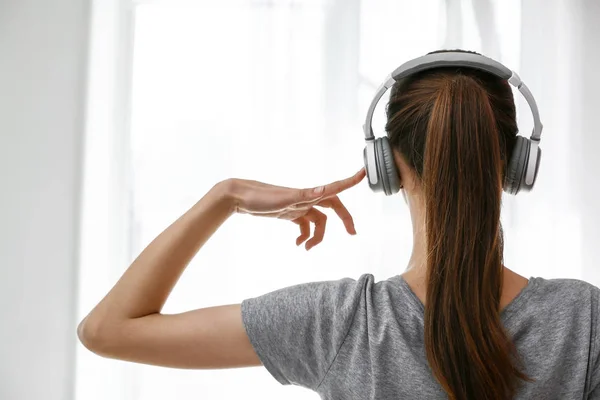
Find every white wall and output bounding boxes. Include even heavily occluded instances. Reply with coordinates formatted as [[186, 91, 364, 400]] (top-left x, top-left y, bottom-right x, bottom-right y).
[[0, 0, 90, 399], [579, 0, 600, 285]]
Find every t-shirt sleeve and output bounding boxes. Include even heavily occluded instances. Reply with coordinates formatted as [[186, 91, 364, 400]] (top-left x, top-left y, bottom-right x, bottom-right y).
[[240, 273, 372, 390], [588, 286, 600, 399]]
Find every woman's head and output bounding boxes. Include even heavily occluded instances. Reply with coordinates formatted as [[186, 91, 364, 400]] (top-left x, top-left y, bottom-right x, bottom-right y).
[[385, 50, 532, 400], [385, 50, 518, 200]]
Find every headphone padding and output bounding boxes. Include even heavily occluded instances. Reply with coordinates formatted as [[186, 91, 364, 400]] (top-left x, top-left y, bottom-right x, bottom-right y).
[[504, 136, 530, 195], [375, 139, 390, 195], [378, 137, 401, 195]]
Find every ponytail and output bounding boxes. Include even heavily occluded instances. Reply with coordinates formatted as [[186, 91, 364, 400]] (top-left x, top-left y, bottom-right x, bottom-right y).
[[421, 74, 530, 399]]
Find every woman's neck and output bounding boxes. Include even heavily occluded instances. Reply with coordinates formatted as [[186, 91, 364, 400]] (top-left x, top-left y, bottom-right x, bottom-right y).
[[399, 194, 529, 310], [401, 240, 529, 311]]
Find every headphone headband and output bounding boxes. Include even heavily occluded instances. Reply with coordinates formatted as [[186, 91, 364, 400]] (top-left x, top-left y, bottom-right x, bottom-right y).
[[362, 51, 543, 186], [390, 52, 512, 80]]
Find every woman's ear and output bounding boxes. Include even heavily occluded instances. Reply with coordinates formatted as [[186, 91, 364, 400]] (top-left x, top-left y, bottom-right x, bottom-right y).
[[393, 149, 409, 190], [392, 150, 408, 204], [393, 149, 422, 206]]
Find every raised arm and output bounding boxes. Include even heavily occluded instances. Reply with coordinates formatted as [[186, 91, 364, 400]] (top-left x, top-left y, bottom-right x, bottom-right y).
[[77, 179, 261, 368], [77, 169, 364, 369]]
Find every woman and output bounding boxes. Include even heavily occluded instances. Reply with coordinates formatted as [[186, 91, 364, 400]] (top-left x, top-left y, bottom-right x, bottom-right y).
[[78, 50, 600, 400]]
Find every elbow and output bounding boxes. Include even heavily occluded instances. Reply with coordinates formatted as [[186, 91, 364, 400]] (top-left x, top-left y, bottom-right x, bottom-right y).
[[77, 316, 114, 356]]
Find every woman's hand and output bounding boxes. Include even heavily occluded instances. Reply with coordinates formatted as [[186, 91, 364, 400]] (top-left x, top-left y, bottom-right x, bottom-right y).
[[224, 168, 366, 250]]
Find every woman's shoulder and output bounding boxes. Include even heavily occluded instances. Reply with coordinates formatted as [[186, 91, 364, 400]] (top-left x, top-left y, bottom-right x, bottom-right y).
[[532, 275, 599, 295], [524, 275, 600, 315]]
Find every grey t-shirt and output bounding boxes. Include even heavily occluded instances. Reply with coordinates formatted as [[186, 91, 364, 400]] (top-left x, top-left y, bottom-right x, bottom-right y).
[[241, 274, 600, 399]]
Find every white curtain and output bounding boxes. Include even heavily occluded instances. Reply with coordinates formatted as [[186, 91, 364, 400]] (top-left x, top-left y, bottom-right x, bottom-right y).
[[76, 0, 597, 399], [500, 0, 590, 281]]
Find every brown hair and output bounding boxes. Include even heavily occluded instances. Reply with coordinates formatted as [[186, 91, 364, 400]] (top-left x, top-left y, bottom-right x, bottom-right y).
[[385, 50, 533, 399]]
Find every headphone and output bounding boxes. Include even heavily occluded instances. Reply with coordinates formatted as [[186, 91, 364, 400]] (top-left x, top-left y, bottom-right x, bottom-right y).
[[362, 51, 543, 196]]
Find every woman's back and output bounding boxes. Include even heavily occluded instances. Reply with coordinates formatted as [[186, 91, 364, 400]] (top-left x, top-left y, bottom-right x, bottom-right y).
[[241, 274, 600, 399]]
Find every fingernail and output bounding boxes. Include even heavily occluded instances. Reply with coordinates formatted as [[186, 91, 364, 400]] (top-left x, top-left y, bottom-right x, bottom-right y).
[[313, 186, 324, 195]]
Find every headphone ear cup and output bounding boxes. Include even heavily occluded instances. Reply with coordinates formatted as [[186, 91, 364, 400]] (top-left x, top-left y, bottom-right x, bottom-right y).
[[520, 145, 541, 193], [376, 137, 401, 196], [504, 136, 530, 195]]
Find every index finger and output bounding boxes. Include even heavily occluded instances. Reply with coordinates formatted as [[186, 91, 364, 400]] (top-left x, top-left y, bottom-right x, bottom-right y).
[[320, 168, 366, 198]]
